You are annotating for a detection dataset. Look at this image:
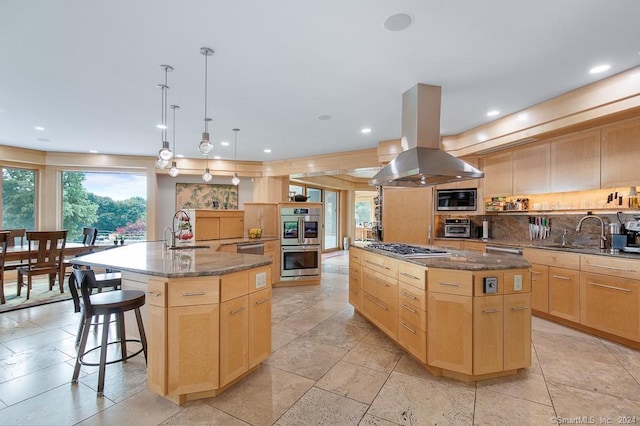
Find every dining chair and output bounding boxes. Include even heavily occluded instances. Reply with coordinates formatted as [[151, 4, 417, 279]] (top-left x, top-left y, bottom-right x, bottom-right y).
[[0, 231, 9, 304], [2, 228, 27, 270], [17, 230, 67, 300], [63, 227, 99, 271]]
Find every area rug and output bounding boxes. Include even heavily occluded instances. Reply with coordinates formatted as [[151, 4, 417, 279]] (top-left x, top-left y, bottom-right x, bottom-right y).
[[0, 277, 72, 314]]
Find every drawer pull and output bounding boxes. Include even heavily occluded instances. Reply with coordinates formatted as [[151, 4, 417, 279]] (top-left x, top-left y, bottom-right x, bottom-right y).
[[482, 309, 501, 314], [400, 272, 420, 281], [181, 291, 206, 297], [439, 282, 460, 288], [587, 281, 632, 293], [400, 303, 417, 314], [366, 275, 390, 287], [589, 263, 636, 273], [365, 260, 390, 270], [255, 297, 271, 305], [511, 306, 529, 311], [551, 275, 571, 281], [147, 291, 162, 297], [529, 270, 542, 275], [400, 322, 417, 334], [366, 296, 388, 311], [230, 306, 247, 314], [400, 291, 417, 300]]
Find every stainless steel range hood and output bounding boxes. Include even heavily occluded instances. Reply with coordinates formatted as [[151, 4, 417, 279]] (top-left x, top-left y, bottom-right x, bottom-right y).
[[370, 84, 484, 187]]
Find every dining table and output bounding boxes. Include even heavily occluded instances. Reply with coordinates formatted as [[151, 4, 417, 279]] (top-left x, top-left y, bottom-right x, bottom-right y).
[[4, 243, 102, 263]]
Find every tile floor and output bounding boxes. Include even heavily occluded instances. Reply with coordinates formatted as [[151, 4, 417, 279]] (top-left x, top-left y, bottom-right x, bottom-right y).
[[1, 251, 640, 424]]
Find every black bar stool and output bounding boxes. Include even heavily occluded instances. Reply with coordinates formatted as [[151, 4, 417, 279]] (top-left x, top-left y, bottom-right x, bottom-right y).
[[71, 268, 147, 397]]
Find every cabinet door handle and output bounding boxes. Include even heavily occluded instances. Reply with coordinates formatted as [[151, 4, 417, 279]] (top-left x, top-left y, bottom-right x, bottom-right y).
[[400, 291, 417, 300], [400, 303, 417, 314], [439, 282, 460, 288], [366, 275, 390, 287], [529, 270, 542, 275], [366, 296, 388, 311], [589, 263, 636, 273], [255, 297, 271, 305], [230, 306, 247, 314], [482, 309, 501, 314], [511, 306, 529, 311], [400, 322, 417, 334], [587, 281, 632, 293], [147, 291, 162, 297], [365, 260, 390, 270], [181, 291, 206, 297], [400, 272, 420, 281], [551, 275, 571, 281]]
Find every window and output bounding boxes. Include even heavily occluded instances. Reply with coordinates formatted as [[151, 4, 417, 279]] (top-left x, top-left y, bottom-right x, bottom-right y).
[[355, 201, 373, 226], [62, 171, 147, 243], [2, 167, 36, 230]]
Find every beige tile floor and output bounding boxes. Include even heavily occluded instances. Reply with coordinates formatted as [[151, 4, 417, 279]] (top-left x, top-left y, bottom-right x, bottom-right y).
[[2, 251, 640, 425]]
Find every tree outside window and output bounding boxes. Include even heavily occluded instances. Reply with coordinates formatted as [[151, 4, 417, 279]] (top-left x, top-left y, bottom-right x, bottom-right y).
[[2, 167, 36, 230], [355, 201, 372, 226]]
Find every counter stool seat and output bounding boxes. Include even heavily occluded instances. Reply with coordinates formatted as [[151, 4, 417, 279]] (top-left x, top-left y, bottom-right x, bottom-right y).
[[71, 269, 147, 397]]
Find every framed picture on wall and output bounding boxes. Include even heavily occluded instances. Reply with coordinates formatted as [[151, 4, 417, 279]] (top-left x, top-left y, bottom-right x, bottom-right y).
[[176, 183, 238, 210]]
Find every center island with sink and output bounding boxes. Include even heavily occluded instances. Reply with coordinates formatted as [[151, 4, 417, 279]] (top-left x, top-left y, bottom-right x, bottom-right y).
[[71, 241, 273, 405], [349, 242, 532, 382]]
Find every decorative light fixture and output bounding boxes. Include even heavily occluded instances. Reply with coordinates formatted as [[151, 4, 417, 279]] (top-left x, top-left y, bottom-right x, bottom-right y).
[[231, 128, 240, 185], [157, 65, 174, 163], [202, 154, 212, 182], [168, 105, 180, 177], [197, 47, 215, 155]]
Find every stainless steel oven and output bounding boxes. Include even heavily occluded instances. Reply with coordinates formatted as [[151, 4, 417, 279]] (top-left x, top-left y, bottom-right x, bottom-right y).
[[281, 245, 321, 279], [280, 207, 321, 246], [444, 218, 471, 238]]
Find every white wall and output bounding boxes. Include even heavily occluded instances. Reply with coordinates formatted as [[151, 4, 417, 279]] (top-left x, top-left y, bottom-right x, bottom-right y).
[[155, 174, 254, 240]]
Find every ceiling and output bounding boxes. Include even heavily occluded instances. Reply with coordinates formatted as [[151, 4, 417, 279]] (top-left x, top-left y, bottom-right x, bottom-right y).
[[2, 1, 640, 164]]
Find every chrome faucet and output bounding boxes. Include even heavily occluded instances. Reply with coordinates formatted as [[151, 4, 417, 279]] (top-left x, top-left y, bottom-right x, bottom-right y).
[[163, 226, 175, 249], [575, 214, 606, 250]]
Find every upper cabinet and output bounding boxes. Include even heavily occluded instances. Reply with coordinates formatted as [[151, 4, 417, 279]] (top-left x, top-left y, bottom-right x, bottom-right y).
[[436, 157, 482, 190], [482, 151, 513, 197], [512, 142, 550, 195], [550, 129, 601, 192], [601, 117, 640, 188], [382, 187, 432, 244]]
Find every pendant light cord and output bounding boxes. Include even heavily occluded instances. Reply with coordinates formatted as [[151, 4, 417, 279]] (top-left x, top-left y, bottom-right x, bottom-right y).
[[204, 53, 208, 133], [234, 129, 238, 173]]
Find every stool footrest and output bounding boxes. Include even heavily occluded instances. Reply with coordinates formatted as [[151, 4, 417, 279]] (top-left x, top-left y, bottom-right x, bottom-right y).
[[78, 339, 145, 367]]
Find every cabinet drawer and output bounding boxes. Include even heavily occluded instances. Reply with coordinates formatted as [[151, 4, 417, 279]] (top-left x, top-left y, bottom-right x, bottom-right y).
[[428, 269, 473, 296], [168, 279, 220, 307], [349, 287, 362, 310], [523, 248, 580, 269], [581, 255, 640, 280], [362, 269, 398, 308], [398, 262, 427, 290], [362, 252, 398, 279], [349, 261, 362, 276], [362, 293, 397, 339], [398, 319, 427, 364], [147, 278, 167, 307], [221, 270, 249, 302], [399, 281, 426, 311], [399, 300, 426, 331], [349, 248, 363, 265]]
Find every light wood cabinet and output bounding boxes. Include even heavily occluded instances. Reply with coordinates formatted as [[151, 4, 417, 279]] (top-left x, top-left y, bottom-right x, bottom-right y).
[[362, 292, 398, 339], [397, 262, 427, 363], [262, 240, 280, 284], [146, 278, 167, 396], [382, 187, 432, 244], [550, 129, 601, 192], [243, 203, 278, 238], [349, 248, 363, 311], [548, 267, 580, 322], [601, 117, 640, 188], [473, 295, 504, 375], [529, 264, 549, 313], [482, 151, 513, 197], [428, 291, 473, 374], [219, 295, 249, 387], [512, 142, 550, 195], [249, 288, 272, 368], [504, 293, 532, 370], [462, 240, 486, 253], [433, 239, 462, 249], [194, 210, 244, 241], [436, 157, 482, 190]]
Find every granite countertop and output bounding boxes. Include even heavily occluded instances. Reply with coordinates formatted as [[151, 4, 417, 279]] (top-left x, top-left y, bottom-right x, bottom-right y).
[[356, 244, 530, 271], [70, 241, 272, 278]]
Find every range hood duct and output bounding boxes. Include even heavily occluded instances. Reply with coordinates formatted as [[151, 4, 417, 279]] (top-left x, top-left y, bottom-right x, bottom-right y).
[[370, 83, 484, 187]]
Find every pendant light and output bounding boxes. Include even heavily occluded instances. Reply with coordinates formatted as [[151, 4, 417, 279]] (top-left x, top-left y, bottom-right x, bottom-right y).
[[157, 65, 174, 163], [231, 128, 240, 185], [202, 154, 212, 182], [168, 105, 180, 177], [197, 47, 215, 155]]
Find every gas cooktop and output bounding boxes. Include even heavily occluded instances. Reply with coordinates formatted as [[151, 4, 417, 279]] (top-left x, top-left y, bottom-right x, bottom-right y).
[[368, 243, 450, 258]]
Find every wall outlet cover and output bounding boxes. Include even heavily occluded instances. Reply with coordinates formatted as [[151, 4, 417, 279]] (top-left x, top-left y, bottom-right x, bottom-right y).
[[514, 274, 523, 291], [255, 272, 267, 289]]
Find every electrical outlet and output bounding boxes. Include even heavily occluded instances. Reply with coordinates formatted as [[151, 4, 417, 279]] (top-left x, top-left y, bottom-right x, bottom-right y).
[[483, 277, 498, 294], [255, 272, 267, 289], [514, 274, 523, 291]]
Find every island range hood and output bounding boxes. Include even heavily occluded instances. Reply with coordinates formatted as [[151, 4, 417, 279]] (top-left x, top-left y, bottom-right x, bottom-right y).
[[370, 83, 484, 187]]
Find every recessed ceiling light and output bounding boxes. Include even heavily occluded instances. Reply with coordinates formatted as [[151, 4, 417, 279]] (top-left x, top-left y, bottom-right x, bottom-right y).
[[264, 149, 271, 153], [361, 128, 372, 134], [36, 138, 50, 142], [221, 141, 230, 146], [156, 124, 166, 129], [176, 154, 184, 158], [384, 12, 414, 32], [486, 110, 500, 117], [590, 64, 611, 74], [89, 150, 98, 154], [213, 155, 221, 160], [317, 115, 331, 121], [34, 126, 45, 131]]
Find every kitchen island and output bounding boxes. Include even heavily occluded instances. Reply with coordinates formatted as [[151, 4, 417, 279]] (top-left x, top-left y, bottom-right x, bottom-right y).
[[349, 244, 532, 382], [72, 242, 273, 404]]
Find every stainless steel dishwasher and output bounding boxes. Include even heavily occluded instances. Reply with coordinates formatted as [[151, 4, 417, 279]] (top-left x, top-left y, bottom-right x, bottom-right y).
[[236, 242, 265, 255], [485, 245, 523, 256]]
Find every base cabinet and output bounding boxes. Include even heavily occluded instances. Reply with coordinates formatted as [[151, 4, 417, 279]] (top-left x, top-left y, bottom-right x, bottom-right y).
[[473, 295, 504, 375], [530, 264, 549, 313], [427, 292, 473, 374], [249, 288, 272, 368], [548, 267, 580, 322], [504, 293, 532, 370], [219, 296, 249, 387]]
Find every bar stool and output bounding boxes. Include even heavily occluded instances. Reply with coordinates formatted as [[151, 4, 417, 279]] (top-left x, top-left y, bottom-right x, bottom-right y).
[[71, 268, 147, 397]]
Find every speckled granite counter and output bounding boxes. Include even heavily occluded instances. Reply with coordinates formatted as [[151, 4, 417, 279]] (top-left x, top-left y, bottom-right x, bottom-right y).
[[356, 243, 531, 271], [71, 241, 272, 278]]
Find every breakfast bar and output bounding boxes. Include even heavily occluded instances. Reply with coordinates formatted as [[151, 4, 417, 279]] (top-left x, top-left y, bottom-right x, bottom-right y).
[[72, 241, 273, 404]]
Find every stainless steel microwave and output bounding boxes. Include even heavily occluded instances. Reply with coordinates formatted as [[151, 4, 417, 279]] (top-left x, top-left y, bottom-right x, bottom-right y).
[[436, 188, 477, 211]]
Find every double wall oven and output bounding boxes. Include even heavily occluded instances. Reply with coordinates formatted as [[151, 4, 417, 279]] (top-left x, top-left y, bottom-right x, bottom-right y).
[[280, 206, 322, 279]]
